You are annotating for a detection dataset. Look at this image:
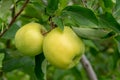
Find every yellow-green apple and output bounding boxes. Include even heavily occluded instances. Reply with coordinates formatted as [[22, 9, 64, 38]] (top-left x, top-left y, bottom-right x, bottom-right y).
[[15, 22, 45, 56], [43, 26, 85, 69]]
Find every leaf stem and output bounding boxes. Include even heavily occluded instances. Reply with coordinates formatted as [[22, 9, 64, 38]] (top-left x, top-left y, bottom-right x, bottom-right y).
[[0, 0, 30, 37]]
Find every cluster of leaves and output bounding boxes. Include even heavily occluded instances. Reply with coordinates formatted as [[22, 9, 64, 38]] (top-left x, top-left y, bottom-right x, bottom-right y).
[[0, 0, 120, 80]]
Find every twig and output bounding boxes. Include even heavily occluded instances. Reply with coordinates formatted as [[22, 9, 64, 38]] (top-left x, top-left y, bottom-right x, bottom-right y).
[[82, 0, 87, 7], [41, 0, 47, 6], [0, 0, 30, 37], [80, 55, 98, 80], [72, 0, 77, 4]]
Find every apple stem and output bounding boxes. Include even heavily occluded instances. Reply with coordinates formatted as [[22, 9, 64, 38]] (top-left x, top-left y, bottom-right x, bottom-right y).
[[42, 20, 57, 36], [42, 26, 56, 36], [80, 55, 98, 80]]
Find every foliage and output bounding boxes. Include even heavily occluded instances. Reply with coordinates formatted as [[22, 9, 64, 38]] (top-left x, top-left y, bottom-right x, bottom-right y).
[[0, 0, 120, 80]]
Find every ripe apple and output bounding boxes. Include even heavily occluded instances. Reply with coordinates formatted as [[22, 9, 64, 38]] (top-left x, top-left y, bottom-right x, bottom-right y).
[[15, 22, 45, 56], [43, 26, 85, 69]]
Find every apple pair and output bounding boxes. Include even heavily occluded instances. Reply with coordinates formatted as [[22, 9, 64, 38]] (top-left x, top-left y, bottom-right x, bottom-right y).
[[15, 22, 85, 69]]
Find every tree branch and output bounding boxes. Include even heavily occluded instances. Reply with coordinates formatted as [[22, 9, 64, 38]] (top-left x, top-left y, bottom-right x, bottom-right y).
[[41, 0, 47, 6], [0, 0, 30, 37], [80, 55, 98, 80], [81, 0, 87, 7]]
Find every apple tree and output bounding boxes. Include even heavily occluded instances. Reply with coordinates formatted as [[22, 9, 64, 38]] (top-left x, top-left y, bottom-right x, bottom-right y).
[[0, 0, 120, 80]]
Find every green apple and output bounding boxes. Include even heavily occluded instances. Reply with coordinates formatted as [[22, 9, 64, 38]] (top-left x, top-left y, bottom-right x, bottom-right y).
[[15, 22, 45, 56], [43, 26, 85, 69]]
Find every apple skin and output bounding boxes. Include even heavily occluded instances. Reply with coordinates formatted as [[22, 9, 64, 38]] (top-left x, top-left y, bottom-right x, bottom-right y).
[[43, 26, 85, 69], [15, 22, 45, 56]]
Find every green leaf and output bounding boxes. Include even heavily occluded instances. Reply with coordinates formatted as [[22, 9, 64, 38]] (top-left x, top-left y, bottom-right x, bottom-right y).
[[0, 42, 6, 49], [34, 53, 45, 80], [53, 67, 82, 80], [22, 2, 45, 19], [2, 54, 34, 72], [112, 48, 119, 69], [0, 53, 4, 68], [72, 27, 112, 40], [2, 49, 37, 79], [2, 24, 20, 39], [99, 0, 116, 12], [99, 12, 120, 33], [52, 17, 64, 30], [59, 0, 68, 10], [113, 0, 120, 23], [0, 0, 13, 17], [46, 0, 59, 15], [55, 0, 69, 15], [115, 35, 120, 53], [84, 40, 98, 51], [41, 59, 47, 80], [103, 0, 116, 8], [62, 5, 98, 28], [115, 0, 120, 9]]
